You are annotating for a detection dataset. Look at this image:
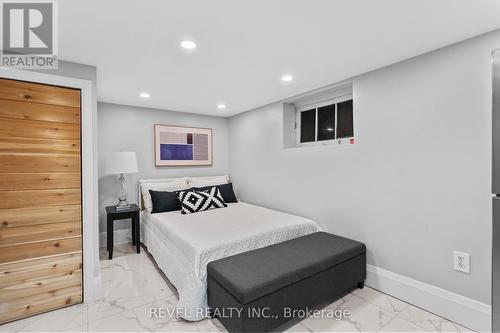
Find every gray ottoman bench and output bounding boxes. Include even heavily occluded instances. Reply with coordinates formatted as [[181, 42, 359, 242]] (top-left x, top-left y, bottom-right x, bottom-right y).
[[207, 231, 366, 332]]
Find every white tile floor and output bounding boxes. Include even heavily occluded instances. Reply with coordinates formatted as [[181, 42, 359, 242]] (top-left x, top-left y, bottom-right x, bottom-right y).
[[0, 243, 473, 333]]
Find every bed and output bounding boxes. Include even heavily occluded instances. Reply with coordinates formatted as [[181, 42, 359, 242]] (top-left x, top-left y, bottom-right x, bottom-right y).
[[138, 177, 321, 321]]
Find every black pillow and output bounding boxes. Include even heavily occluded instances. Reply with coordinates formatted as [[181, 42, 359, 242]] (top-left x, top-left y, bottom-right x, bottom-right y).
[[149, 189, 181, 213], [195, 182, 238, 203]]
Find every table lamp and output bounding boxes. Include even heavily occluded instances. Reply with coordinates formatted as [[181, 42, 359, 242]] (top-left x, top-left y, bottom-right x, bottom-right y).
[[107, 151, 138, 210]]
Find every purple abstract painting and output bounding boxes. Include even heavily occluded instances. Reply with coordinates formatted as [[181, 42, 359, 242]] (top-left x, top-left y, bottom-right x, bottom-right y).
[[155, 125, 212, 166], [160, 144, 193, 160]]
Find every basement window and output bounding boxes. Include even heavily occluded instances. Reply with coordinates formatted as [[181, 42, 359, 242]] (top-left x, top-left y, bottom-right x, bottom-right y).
[[296, 95, 354, 146]]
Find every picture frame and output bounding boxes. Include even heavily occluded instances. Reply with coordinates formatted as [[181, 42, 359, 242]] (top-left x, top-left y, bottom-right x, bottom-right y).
[[154, 124, 213, 166]]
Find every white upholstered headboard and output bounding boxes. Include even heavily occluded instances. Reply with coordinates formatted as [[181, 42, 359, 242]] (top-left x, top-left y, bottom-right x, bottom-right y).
[[137, 175, 230, 210]]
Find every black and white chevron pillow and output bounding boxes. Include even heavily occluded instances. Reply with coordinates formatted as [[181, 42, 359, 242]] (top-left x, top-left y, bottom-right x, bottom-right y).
[[177, 186, 227, 214]]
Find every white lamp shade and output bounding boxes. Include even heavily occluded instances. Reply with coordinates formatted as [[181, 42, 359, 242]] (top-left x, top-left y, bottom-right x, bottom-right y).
[[107, 151, 138, 175]]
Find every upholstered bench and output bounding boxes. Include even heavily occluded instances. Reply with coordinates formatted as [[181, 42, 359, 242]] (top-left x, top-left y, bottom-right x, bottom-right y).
[[207, 231, 366, 332]]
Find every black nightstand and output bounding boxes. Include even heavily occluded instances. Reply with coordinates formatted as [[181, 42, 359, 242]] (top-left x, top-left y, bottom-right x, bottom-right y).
[[105, 204, 140, 259]]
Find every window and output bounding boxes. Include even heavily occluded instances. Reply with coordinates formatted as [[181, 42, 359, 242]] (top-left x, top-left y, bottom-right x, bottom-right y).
[[337, 99, 354, 138], [296, 95, 353, 145], [300, 109, 316, 143], [317, 104, 335, 141]]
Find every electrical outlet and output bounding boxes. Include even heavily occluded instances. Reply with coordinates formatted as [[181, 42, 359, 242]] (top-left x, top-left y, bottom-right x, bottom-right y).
[[453, 251, 470, 274]]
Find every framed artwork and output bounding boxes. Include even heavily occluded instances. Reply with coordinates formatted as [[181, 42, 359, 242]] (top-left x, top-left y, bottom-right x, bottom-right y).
[[154, 124, 213, 166]]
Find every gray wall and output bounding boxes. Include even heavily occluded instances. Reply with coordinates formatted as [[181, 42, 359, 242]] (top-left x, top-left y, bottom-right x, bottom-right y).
[[228, 30, 500, 304], [98, 103, 229, 233]]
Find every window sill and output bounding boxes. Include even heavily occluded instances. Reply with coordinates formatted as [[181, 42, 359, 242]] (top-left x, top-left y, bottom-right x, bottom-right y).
[[295, 137, 355, 148]]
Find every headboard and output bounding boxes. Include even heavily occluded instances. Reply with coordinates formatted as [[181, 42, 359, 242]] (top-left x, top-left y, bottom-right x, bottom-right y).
[[137, 177, 185, 210], [138, 175, 230, 210]]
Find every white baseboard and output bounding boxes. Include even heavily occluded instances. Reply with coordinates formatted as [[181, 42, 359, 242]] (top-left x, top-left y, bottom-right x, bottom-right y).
[[366, 264, 491, 332], [99, 229, 131, 248]]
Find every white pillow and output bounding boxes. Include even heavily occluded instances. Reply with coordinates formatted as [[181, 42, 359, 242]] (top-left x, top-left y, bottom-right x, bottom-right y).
[[188, 175, 229, 188], [141, 177, 190, 213]]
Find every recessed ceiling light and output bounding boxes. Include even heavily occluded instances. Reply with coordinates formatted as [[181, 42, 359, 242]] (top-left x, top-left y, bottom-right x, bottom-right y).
[[281, 74, 293, 82], [217, 104, 226, 110], [180, 40, 197, 50], [327, 128, 334, 132], [140, 92, 150, 99]]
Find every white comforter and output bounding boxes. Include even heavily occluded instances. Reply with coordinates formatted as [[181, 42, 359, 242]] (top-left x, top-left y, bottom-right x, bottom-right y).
[[141, 202, 321, 321]]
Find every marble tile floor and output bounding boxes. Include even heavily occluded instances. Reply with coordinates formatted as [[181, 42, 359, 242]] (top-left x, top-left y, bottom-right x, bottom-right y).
[[0, 243, 473, 333]]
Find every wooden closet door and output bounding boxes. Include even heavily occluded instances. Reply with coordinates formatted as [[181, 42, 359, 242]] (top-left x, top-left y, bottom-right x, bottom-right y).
[[0, 78, 82, 324]]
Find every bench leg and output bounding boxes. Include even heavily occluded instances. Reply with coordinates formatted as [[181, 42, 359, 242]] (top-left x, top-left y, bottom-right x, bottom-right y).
[[357, 281, 365, 289]]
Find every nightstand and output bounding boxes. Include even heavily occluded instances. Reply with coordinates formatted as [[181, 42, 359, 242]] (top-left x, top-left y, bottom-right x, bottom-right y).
[[105, 204, 140, 259]]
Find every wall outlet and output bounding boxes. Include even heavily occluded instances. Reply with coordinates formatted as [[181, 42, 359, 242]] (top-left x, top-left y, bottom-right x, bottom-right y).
[[453, 251, 470, 274]]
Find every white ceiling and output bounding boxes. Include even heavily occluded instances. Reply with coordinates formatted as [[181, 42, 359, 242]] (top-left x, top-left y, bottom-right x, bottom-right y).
[[60, 0, 500, 117]]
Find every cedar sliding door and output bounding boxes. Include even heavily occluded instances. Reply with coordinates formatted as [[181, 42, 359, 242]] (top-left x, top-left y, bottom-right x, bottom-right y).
[[0, 78, 83, 323]]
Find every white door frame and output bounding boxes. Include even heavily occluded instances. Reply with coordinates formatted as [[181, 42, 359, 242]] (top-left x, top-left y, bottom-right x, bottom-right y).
[[0, 68, 101, 303]]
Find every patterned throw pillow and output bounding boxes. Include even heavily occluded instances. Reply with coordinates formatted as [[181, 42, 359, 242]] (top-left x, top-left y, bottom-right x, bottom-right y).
[[177, 186, 227, 214]]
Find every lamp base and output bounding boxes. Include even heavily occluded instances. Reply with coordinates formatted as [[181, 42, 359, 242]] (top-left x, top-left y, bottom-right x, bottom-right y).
[[115, 204, 131, 211], [115, 174, 130, 210], [116, 198, 130, 210]]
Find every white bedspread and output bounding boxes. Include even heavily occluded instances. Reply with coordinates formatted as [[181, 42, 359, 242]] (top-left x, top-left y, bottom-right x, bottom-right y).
[[140, 202, 321, 321]]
